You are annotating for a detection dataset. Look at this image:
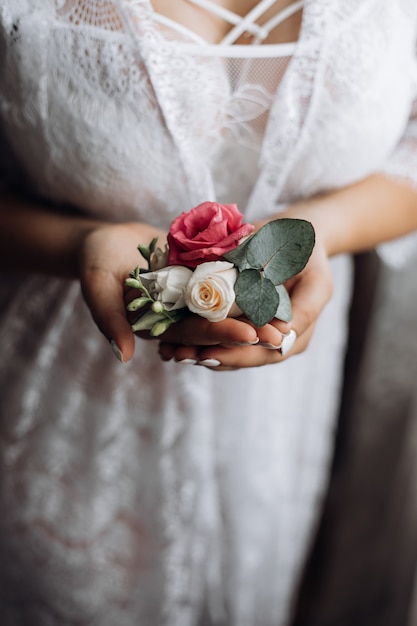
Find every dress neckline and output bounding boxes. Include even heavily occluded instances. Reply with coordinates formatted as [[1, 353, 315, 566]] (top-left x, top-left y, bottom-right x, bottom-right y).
[[151, 0, 305, 47]]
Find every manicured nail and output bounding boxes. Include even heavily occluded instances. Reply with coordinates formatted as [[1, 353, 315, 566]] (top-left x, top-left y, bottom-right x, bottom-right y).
[[175, 358, 198, 365], [259, 342, 282, 350], [198, 358, 221, 368], [279, 330, 297, 356], [110, 339, 125, 363], [232, 339, 260, 346]]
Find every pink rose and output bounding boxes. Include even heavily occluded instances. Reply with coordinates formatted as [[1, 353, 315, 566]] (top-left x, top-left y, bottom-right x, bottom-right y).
[[167, 201, 255, 268]]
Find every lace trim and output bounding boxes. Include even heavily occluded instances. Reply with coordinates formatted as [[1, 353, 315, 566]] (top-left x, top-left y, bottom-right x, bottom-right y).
[[246, 0, 332, 217]]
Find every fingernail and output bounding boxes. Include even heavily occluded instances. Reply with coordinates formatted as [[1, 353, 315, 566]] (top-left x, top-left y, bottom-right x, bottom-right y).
[[175, 358, 198, 365], [110, 339, 125, 363], [259, 342, 282, 350], [198, 358, 221, 368], [232, 339, 260, 346], [279, 330, 297, 356]]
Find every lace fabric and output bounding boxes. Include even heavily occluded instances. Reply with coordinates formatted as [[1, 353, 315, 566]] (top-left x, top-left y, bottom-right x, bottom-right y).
[[0, 1, 417, 625]]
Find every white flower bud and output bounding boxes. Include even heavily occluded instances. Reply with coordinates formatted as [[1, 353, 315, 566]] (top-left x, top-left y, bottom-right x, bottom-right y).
[[125, 277, 142, 289], [127, 296, 151, 311], [151, 300, 165, 314]]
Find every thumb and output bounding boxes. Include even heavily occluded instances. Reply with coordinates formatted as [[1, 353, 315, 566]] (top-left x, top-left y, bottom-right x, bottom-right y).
[[287, 264, 333, 345], [81, 267, 136, 363]]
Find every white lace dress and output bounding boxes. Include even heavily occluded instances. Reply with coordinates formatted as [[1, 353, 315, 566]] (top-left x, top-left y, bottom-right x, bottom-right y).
[[0, 1, 417, 625]]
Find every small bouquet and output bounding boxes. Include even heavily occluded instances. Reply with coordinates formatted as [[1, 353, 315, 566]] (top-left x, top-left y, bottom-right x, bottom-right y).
[[125, 202, 315, 336]]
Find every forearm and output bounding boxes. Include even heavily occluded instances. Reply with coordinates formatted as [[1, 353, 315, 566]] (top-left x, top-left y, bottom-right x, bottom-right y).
[[0, 190, 108, 277], [259, 174, 417, 257], [0, 190, 161, 278]]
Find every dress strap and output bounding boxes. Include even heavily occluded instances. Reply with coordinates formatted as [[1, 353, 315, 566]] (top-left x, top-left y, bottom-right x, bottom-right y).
[[151, 0, 305, 47], [184, 0, 268, 41], [186, 0, 305, 45]]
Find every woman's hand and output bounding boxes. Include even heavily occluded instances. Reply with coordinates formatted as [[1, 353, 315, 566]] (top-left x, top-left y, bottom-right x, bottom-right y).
[[79, 223, 268, 364], [78, 222, 168, 363], [157, 235, 333, 370]]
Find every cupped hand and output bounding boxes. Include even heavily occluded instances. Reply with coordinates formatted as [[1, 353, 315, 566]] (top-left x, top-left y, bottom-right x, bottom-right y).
[[158, 236, 333, 370], [78, 221, 167, 362]]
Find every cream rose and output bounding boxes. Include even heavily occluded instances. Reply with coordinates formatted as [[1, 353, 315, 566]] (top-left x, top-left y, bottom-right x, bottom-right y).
[[184, 261, 240, 322], [140, 265, 193, 311]]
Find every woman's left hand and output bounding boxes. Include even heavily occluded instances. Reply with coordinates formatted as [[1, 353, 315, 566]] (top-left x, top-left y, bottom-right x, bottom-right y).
[[158, 235, 333, 370]]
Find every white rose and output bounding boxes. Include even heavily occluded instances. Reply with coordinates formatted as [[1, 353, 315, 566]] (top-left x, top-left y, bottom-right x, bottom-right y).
[[184, 261, 240, 322], [140, 265, 193, 311]]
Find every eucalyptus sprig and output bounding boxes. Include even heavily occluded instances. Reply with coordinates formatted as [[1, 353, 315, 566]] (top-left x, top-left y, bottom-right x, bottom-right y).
[[224, 218, 315, 326]]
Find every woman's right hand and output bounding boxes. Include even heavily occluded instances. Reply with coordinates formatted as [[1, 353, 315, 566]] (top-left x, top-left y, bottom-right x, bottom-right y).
[[78, 221, 169, 363]]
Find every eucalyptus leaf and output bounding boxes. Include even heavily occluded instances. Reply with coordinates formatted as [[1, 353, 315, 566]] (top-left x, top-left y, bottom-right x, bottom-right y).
[[234, 269, 279, 327], [223, 234, 254, 270], [246, 218, 315, 285], [274, 285, 292, 322]]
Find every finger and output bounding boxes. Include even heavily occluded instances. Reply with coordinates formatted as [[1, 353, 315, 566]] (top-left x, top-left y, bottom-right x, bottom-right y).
[[160, 315, 259, 347], [159, 342, 201, 364], [291, 272, 332, 337], [200, 326, 314, 368], [81, 267, 136, 363], [285, 262, 333, 344], [160, 320, 290, 357], [160, 327, 309, 370], [250, 321, 290, 349]]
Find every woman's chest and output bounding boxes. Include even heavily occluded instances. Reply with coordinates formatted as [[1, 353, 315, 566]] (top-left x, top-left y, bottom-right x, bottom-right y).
[[150, 0, 303, 45], [0, 2, 415, 216]]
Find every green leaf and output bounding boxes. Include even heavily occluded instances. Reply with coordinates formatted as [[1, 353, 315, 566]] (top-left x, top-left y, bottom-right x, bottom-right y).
[[274, 285, 292, 322], [234, 269, 279, 327], [128, 265, 140, 279], [246, 219, 315, 285], [223, 234, 254, 270], [137, 243, 151, 263], [149, 237, 158, 255]]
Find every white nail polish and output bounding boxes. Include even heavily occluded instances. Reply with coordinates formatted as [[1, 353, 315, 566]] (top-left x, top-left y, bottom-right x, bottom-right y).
[[198, 358, 221, 368], [279, 330, 297, 356], [110, 339, 125, 363], [175, 358, 198, 365]]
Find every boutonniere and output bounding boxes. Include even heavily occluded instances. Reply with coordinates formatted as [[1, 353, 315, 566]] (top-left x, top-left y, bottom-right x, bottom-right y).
[[126, 201, 315, 335]]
